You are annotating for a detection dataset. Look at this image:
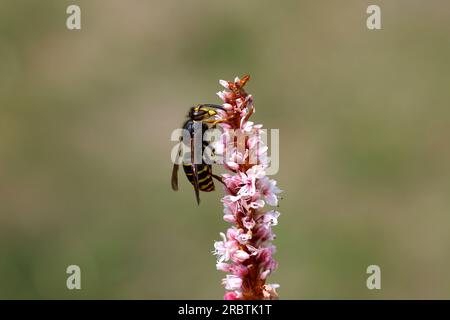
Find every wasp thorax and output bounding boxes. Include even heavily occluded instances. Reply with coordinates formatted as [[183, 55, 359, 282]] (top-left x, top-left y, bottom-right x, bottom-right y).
[[189, 105, 217, 121]]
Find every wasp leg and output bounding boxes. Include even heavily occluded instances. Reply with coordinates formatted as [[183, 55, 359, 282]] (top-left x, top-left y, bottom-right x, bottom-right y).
[[204, 118, 229, 126], [212, 174, 225, 186]]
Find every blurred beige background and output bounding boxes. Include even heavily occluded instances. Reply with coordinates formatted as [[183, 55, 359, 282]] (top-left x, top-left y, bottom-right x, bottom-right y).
[[1, 0, 450, 299]]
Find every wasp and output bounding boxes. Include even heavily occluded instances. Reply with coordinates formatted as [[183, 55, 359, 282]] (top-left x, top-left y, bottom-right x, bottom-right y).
[[171, 104, 226, 204]]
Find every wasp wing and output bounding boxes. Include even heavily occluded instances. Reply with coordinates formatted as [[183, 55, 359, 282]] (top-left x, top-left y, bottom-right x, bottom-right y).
[[171, 164, 179, 191], [171, 139, 182, 191], [190, 138, 201, 205]]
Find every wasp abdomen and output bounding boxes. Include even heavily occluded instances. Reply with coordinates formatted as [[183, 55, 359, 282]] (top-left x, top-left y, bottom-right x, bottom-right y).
[[183, 164, 215, 192]]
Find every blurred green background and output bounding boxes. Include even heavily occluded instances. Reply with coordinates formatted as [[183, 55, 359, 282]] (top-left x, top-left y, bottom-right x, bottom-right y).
[[1, 0, 450, 299]]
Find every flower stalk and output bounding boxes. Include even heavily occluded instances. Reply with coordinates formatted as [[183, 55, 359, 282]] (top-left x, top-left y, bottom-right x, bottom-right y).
[[212, 75, 281, 300]]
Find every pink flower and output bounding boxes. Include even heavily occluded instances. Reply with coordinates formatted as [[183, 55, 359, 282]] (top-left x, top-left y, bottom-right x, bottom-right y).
[[213, 232, 238, 263], [235, 231, 252, 245], [222, 194, 242, 204], [260, 269, 271, 280], [219, 79, 230, 89], [263, 210, 281, 227], [223, 212, 236, 223], [242, 217, 256, 230], [262, 284, 280, 300], [224, 292, 239, 300], [242, 196, 265, 211], [229, 264, 249, 277], [258, 177, 282, 206], [222, 200, 239, 223], [212, 75, 281, 300], [222, 173, 243, 194], [232, 250, 250, 263], [222, 275, 242, 291], [237, 166, 266, 197], [216, 262, 231, 272]]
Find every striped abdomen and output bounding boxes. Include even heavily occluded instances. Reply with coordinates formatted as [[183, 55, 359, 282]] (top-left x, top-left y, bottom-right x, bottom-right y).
[[183, 164, 215, 192]]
